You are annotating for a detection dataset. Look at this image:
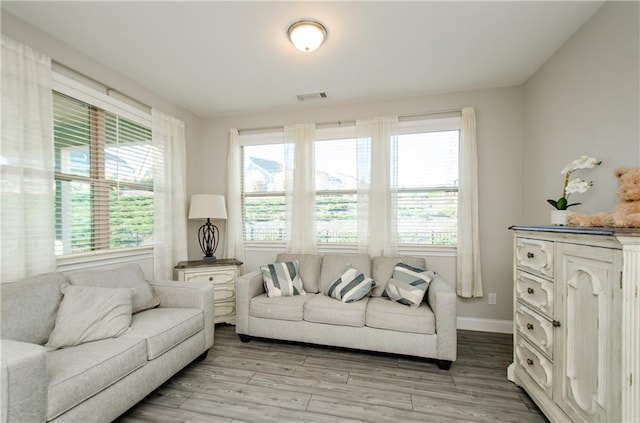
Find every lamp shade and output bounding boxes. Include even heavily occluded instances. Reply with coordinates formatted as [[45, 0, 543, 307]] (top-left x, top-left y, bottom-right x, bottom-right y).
[[287, 20, 327, 53], [188, 194, 227, 220]]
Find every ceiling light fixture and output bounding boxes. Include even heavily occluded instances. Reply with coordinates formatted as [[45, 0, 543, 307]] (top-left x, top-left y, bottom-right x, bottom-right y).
[[287, 19, 327, 53]]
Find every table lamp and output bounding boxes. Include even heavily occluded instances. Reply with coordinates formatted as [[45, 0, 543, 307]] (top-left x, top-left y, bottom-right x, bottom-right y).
[[188, 194, 227, 261]]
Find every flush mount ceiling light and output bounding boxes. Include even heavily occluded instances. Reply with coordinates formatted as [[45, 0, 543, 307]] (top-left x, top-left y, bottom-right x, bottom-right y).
[[287, 19, 327, 53]]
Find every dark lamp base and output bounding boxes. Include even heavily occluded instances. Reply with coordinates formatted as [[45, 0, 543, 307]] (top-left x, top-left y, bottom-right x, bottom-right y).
[[202, 255, 217, 262]]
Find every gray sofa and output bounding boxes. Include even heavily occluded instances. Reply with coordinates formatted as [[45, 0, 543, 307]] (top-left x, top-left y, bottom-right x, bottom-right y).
[[236, 254, 457, 369], [0, 264, 214, 423]]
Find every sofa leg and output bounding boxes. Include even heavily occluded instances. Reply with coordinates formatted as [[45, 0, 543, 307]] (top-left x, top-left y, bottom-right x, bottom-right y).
[[238, 334, 251, 343], [436, 360, 453, 370], [195, 350, 209, 362]]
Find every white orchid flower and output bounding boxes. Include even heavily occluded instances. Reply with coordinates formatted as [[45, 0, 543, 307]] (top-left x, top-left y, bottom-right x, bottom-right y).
[[565, 178, 592, 195]]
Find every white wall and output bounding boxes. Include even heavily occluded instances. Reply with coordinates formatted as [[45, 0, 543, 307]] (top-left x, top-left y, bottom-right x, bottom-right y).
[[523, 1, 640, 223], [1, 11, 203, 280], [195, 86, 524, 323]]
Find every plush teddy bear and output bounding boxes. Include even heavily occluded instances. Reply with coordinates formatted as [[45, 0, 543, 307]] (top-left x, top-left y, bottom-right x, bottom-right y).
[[567, 167, 640, 228]]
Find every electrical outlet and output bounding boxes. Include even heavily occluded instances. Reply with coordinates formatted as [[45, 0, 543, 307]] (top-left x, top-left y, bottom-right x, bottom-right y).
[[488, 293, 497, 305]]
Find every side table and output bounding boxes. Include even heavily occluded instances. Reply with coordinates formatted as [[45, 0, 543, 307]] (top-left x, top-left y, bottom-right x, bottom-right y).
[[174, 258, 243, 325]]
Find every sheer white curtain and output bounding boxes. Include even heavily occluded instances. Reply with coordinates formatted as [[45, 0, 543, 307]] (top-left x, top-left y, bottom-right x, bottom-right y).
[[284, 123, 317, 253], [356, 116, 399, 257], [457, 107, 483, 297], [1, 36, 56, 281], [225, 129, 245, 270], [151, 110, 188, 280]]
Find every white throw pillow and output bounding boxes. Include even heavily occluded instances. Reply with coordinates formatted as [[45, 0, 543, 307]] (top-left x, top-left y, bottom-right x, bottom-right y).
[[66, 263, 159, 313], [261, 261, 306, 297], [45, 285, 133, 351], [323, 264, 377, 303]]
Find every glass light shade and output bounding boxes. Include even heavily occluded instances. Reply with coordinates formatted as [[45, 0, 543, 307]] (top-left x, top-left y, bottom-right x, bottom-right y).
[[188, 194, 227, 220], [287, 20, 327, 53]]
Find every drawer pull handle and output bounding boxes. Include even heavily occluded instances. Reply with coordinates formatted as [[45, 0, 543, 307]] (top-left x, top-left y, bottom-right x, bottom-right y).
[[553, 320, 561, 328], [526, 323, 534, 330], [526, 358, 534, 366], [527, 287, 535, 294], [209, 277, 214, 281], [527, 252, 535, 259]]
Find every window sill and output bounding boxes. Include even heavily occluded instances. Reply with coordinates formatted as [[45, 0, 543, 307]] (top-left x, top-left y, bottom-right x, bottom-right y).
[[56, 247, 153, 272], [243, 242, 456, 257]]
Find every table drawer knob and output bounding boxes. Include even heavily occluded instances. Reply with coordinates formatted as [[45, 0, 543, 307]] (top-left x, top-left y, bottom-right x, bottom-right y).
[[527, 252, 535, 259], [526, 358, 534, 366], [209, 277, 213, 281], [527, 287, 534, 294], [553, 320, 561, 328], [526, 323, 534, 330]]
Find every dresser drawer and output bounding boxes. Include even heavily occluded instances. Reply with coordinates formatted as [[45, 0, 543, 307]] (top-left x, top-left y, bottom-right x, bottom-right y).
[[515, 337, 553, 396], [516, 270, 554, 317], [214, 284, 235, 301], [515, 302, 553, 359], [214, 301, 235, 322], [516, 238, 554, 278], [183, 269, 236, 286]]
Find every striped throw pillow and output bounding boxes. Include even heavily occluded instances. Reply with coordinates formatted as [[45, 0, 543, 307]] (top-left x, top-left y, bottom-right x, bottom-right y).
[[323, 264, 377, 303], [261, 261, 306, 298], [383, 263, 434, 307]]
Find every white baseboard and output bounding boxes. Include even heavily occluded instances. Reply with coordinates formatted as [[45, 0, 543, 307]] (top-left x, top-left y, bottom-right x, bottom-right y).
[[457, 317, 513, 334]]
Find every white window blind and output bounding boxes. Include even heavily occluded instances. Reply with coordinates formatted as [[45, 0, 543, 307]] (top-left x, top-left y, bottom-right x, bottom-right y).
[[314, 137, 358, 243], [241, 142, 288, 241], [396, 129, 459, 245], [53, 91, 154, 255]]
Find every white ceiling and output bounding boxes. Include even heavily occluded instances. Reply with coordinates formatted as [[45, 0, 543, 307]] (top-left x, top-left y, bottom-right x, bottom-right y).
[[2, 1, 604, 118]]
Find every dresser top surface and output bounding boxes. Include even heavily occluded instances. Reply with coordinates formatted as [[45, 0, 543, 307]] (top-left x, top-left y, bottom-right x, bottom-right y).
[[509, 225, 640, 237]]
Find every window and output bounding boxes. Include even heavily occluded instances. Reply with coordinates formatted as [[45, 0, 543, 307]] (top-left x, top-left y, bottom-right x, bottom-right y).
[[396, 129, 459, 245], [239, 116, 460, 247], [315, 137, 358, 243], [53, 91, 154, 255], [241, 142, 287, 241]]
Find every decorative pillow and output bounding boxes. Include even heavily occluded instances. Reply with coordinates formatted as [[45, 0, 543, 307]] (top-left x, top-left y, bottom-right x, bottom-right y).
[[261, 261, 306, 297], [383, 263, 434, 307], [45, 285, 133, 351], [323, 264, 377, 303], [67, 263, 159, 313]]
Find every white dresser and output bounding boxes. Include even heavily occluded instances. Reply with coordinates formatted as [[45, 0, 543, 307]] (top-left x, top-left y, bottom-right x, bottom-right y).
[[174, 259, 243, 325], [509, 226, 639, 423]]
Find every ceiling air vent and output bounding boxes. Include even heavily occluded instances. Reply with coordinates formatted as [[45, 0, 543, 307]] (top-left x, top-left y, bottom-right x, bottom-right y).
[[296, 92, 327, 101]]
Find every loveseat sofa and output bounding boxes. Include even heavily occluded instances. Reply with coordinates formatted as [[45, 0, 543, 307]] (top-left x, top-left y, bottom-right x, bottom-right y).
[[236, 254, 457, 369], [0, 263, 214, 423]]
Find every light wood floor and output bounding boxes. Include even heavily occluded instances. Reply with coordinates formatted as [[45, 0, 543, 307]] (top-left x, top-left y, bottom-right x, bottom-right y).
[[116, 325, 548, 423]]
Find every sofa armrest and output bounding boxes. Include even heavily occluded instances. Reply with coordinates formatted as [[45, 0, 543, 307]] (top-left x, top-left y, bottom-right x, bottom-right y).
[[1, 339, 47, 423], [150, 280, 215, 350], [427, 275, 457, 361], [235, 270, 265, 335]]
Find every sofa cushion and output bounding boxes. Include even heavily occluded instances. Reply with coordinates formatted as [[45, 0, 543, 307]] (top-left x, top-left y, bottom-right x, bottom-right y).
[[0, 272, 67, 345], [383, 264, 434, 307], [366, 297, 435, 335], [318, 254, 371, 292], [250, 293, 315, 322], [66, 263, 159, 313], [304, 294, 368, 327], [323, 264, 377, 303], [261, 261, 306, 297], [371, 256, 426, 296], [45, 285, 134, 351], [276, 253, 323, 293], [46, 336, 147, 420], [124, 308, 203, 360]]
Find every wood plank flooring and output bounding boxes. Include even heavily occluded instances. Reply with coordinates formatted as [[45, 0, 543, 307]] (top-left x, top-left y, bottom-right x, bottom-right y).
[[115, 325, 548, 423]]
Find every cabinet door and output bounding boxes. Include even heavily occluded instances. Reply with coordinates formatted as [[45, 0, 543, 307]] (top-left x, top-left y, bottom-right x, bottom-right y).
[[555, 243, 621, 423]]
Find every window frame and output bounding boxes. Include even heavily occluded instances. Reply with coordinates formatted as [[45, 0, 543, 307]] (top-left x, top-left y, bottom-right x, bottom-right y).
[[239, 116, 461, 255], [52, 73, 153, 258]]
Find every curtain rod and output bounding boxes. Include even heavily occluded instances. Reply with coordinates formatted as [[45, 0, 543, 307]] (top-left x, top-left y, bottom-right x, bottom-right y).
[[52, 61, 152, 112], [237, 108, 462, 135]]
